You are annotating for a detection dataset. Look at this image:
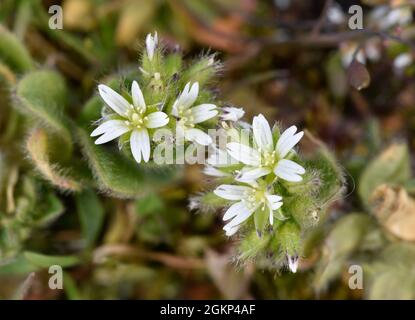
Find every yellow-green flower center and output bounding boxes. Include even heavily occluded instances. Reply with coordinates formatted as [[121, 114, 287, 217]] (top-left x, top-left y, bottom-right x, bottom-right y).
[[177, 105, 195, 128], [244, 188, 267, 211], [125, 106, 148, 130], [260, 150, 278, 168]]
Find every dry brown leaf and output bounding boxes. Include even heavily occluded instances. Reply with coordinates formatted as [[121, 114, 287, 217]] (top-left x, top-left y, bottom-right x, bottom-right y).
[[369, 184, 415, 241], [63, 0, 96, 31]]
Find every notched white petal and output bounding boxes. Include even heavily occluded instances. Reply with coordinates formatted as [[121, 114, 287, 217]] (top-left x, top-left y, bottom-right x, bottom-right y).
[[90, 120, 127, 137], [227, 143, 261, 166], [274, 159, 305, 182], [276, 125, 304, 158], [253, 114, 273, 152], [94, 125, 129, 144], [190, 104, 218, 123], [185, 128, 212, 145], [145, 112, 169, 128], [130, 129, 150, 163], [131, 81, 146, 110], [214, 184, 250, 201], [98, 84, 130, 117]]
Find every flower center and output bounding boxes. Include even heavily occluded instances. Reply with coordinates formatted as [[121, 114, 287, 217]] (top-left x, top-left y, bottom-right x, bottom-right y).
[[125, 106, 147, 129], [244, 188, 267, 211], [177, 106, 195, 128], [260, 150, 278, 168]]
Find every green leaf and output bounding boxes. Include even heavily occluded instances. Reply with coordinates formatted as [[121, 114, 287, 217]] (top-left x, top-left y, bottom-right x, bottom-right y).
[[278, 220, 301, 256], [359, 143, 411, 204], [368, 270, 415, 300], [0, 25, 34, 72], [23, 251, 80, 268], [16, 70, 73, 154], [314, 213, 373, 290], [0, 255, 39, 275], [135, 193, 164, 217], [76, 189, 105, 246], [254, 207, 268, 236], [26, 128, 82, 191], [33, 193, 64, 226], [77, 128, 181, 198], [63, 272, 82, 300]]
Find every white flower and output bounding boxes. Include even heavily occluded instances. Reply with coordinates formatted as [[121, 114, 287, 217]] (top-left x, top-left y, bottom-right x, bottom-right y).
[[220, 107, 245, 122], [91, 81, 169, 163], [146, 32, 158, 61], [214, 183, 283, 236], [171, 82, 218, 145], [327, 4, 345, 25], [394, 53, 412, 70], [287, 254, 299, 273], [226, 114, 305, 183]]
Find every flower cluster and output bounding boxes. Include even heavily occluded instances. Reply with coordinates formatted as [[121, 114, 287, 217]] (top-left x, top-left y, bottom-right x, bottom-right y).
[[91, 33, 219, 161], [90, 32, 341, 273], [210, 114, 305, 242]]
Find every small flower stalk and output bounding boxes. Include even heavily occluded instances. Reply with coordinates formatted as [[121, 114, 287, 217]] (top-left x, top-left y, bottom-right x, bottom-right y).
[[90, 32, 344, 273]]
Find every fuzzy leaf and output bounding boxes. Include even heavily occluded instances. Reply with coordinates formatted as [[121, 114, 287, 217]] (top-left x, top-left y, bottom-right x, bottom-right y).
[[278, 220, 301, 256], [76, 189, 105, 246], [16, 70, 73, 152], [77, 128, 181, 198], [26, 128, 82, 192], [0, 25, 34, 72]]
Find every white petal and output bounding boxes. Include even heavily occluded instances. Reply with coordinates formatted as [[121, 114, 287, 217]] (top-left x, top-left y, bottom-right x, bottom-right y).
[[184, 82, 199, 108], [131, 81, 146, 110], [223, 201, 248, 221], [190, 104, 218, 123], [287, 254, 299, 273], [145, 112, 169, 128], [203, 166, 229, 177], [276, 125, 304, 158], [223, 223, 239, 237], [184, 128, 212, 145], [130, 129, 150, 163], [177, 82, 190, 107], [237, 167, 271, 182], [98, 84, 130, 117], [265, 194, 283, 210], [226, 142, 261, 166], [253, 114, 273, 152], [274, 159, 305, 182], [214, 184, 251, 201], [146, 32, 157, 60], [94, 125, 129, 144], [265, 194, 282, 226], [226, 204, 256, 228], [221, 107, 245, 122], [91, 120, 127, 137]]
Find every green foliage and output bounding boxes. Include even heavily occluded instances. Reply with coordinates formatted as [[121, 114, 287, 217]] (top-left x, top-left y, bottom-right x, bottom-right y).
[[359, 143, 411, 204], [78, 128, 181, 198], [16, 70, 73, 157], [0, 25, 34, 72], [76, 189, 105, 247]]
